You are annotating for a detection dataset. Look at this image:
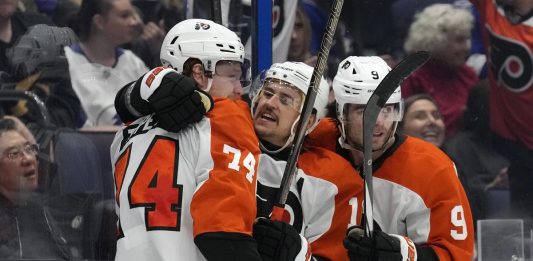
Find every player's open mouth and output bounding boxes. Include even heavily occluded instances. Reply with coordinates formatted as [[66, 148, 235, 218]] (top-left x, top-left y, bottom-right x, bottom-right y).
[[259, 111, 277, 123]]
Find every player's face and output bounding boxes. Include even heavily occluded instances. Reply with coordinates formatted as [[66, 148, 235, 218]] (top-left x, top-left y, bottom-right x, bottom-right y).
[[253, 80, 303, 146], [209, 61, 243, 100], [0, 131, 39, 201], [344, 104, 397, 150], [402, 99, 445, 147]]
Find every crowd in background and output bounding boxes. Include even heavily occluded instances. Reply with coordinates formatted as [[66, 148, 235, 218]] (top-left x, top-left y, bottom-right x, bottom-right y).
[[0, 0, 532, 260]]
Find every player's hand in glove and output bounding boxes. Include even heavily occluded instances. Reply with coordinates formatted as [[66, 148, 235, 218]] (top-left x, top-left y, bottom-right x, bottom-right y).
[[115, 66, 212, 132], [253, 218, 310, 261], [343, 226, 417, 261]]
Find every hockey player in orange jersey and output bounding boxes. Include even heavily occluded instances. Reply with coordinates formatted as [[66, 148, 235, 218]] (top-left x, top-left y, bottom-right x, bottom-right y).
[[111, 19, 264, 261], [308, 56, 475, 261]]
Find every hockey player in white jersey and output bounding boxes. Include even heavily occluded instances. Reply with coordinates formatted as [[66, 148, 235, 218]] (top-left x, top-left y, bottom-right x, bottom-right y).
[[250, 62, 364, 261], [307, 56, 475, 260]]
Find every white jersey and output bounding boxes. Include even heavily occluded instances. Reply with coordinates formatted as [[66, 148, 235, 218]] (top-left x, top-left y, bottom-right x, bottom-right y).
[[110, 98, 260, 261], [65, 44, 148, 126], [257, 153, 336, 236], [256, 146, 363, 261]]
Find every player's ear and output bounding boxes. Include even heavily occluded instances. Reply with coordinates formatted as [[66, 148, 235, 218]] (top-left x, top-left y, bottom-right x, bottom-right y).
[[191, 64, 207, 90], [305, 113, 317, 131]]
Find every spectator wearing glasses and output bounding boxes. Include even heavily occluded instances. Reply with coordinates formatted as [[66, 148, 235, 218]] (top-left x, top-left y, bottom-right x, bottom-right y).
[[0, 117, 74, 260]]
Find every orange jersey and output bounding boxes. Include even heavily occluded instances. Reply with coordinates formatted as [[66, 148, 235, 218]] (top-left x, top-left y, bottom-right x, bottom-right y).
[[299, 147, 364, 261], [308, 119, 475, 261], [256, 145, 364, 261], [111, 98, 259, 261], [306, 118, 340, 152], [471, 0, 533, 149]]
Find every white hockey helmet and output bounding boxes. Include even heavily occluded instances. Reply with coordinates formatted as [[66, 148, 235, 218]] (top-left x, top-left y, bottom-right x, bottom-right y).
[[332, 56, 403, 150], [251, 61, 329, 153], [160, 19, 245, 73]]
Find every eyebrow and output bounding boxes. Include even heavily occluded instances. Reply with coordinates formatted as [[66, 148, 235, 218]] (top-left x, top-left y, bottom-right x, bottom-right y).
[[0, 146, 16, 155], [279, 91, 295, 98], [410, 109, 438, 114], [263, 86, 275, 92], [265, 82, 301, 96], [3, 142, 31, 151]]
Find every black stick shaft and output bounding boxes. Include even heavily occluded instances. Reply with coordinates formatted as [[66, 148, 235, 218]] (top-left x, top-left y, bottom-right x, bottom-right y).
[[274, 0, 344, 211], [362, 51, 431, 236]]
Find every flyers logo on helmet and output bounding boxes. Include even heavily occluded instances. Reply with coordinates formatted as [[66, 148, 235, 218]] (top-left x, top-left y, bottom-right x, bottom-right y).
[[342, 60, 351, 69], [195, 22, 211, 30]]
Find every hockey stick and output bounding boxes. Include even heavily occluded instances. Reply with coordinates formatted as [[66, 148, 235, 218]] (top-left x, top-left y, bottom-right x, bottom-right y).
[[362, 51, 431, 236], [212, 0, 222, 24], [271, 0, 344, 222]]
